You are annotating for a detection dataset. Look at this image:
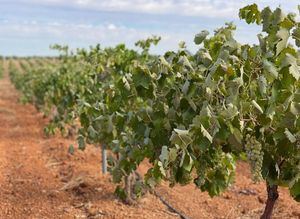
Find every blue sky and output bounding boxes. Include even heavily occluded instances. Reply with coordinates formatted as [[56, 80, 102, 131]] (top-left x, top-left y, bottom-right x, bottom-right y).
[[0, 0, 299, 56]]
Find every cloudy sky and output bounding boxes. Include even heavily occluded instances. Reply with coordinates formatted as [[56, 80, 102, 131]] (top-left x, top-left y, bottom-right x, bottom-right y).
[[0, 0, 299, 56]]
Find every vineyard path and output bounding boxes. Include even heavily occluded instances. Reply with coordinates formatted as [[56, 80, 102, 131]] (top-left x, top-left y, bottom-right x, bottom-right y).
[[0, 60, 75, 218]]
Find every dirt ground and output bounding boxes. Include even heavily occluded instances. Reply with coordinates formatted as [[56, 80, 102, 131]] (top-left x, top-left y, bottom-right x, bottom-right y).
[[0, 60, 299, 219]]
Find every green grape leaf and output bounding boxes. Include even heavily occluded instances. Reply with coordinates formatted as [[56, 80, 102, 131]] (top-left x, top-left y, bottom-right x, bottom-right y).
[[194, 30, 209, 45], [201, 124, 213, 143], [280, 17, 295, 30], [182, 153, 193, 172], [133, 69, 152, 89], [292, 27, 300, 47], [284, 128, 297, 143], [289, 64, 300, 81], [228, 128, 243, 151], [258, 75, 267, 96], [266, 103, 276, 120], [290, 101, 300, 116], [221, 104, 239, 120], [68, 144, 75, 155], [87, 125, 98, 139], [258, 34, 266, 52], [187, 98, 197, 112], [169, 148, 178, 162], [239, 4, 261, 24], [170, 129, 192, 149], [276, 28, 289, 56], [182, 80, 190, 95], [281, 54, 300, 80], [263, 59, 278, 80], [261, 7, 272, 32], [179, 56, 194, 70], [273, 8, 284, 25], [122, 77, 130, 91], [159, 56, 171, 69], [159, 146, 169, 165], [157, 161, 166, 177], [290, 178, 300, 201], [198, 50, 212, 67], [77, 135, 86, 150]]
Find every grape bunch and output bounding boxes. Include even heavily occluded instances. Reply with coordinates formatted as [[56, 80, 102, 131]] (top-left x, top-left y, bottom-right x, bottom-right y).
[[245, 134, 264, 181]]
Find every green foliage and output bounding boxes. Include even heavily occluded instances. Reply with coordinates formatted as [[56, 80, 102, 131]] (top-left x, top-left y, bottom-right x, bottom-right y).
[[239, 4, 261, 24], [194, 30, 209, 45], [238, 4, 300, 201], [9, 4, 300, 208]]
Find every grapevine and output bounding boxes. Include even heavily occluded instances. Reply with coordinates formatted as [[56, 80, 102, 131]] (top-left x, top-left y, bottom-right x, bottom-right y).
[[7, 4, 300, 219]]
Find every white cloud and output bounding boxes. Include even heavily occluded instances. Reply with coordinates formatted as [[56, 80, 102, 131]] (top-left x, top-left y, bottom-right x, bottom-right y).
[[0, 20, 183, 54], [3, 0, 299, 56], [20, 0, 300, 19], [107, 23, 117, 31], [0, 21, 134, 41]]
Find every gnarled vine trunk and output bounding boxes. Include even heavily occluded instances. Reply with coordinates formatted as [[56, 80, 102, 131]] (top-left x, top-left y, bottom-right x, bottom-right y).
[[125, 171, 143, 205], [260, 184, 279, 219]]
